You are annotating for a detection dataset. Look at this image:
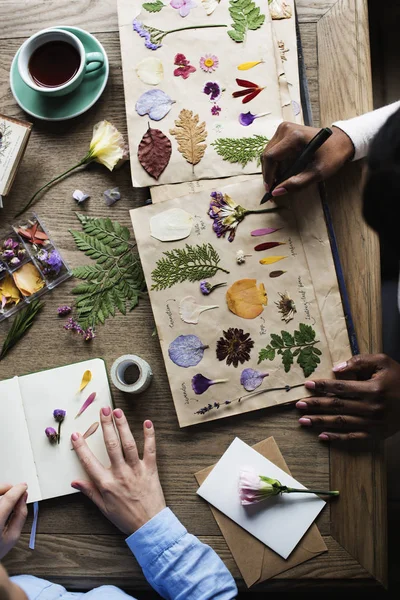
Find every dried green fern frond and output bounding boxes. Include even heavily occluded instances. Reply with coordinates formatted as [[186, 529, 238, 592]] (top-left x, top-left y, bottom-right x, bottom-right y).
[[69, 214, 146, 329], [211, 135, 269, 167], [151, 243, 230, 291]]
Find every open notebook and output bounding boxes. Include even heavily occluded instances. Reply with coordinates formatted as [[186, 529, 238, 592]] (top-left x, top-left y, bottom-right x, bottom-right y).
[[0, 358, 112, 503]]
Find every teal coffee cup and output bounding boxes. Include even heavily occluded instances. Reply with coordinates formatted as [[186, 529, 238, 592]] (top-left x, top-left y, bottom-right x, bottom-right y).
[[18, 28, 104, 97]]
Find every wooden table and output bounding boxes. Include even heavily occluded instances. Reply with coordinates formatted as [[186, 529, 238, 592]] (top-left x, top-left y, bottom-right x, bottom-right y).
[[0, 0, 386, 594]]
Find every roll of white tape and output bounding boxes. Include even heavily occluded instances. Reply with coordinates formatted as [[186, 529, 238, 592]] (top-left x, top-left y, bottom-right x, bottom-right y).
[[110, 355, 153, 394]]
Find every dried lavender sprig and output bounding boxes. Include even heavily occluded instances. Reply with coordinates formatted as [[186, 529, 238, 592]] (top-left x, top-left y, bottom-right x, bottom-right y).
[[194, 383, 305, 416]]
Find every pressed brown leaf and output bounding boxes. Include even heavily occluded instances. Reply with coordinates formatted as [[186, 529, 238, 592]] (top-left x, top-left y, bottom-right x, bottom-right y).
[[170, 109, 207, 172], [138, 126, 172, 180]]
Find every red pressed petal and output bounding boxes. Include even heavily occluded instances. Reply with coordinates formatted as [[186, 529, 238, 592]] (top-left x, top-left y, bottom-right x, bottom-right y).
[[232, 89, 254, 98], [254, 241, 285, 251], [236, 78, 258, 88], [242, 88, 263, 104]]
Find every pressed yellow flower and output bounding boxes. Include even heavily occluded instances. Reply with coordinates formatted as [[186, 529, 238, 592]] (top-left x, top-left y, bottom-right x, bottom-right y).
[[12, 263, 45, 297], [0, 273, 21, 307], [87, 120, 128, 171]]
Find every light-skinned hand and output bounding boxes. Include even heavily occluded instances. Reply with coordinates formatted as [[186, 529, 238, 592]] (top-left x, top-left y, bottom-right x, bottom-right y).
[[296, 354, 400, 441], [261, 122, 354, 196], [0, 483, 28, 560], [71, 408, 166, 535]]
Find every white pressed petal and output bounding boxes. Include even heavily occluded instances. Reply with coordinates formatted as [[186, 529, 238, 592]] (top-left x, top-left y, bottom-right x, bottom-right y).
[[179, 295, 218, 324], [135, 57, 164, 85], [150, 208, 194, 242]]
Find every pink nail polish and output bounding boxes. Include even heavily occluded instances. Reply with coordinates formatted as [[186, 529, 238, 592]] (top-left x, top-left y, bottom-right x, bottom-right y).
[[305, 381, 315, 389], [102, 406, 111, 417], [299, 417, 312, 426], [71, 482, 81, 490], [71, 432, 79, 441], [271, 187, 287, 197], [296, 401, 308, 409], [113, 409, 123, 419], [145, 420, 153, 429], [332, 361, 347, 372], [319, 433, 330, 441]]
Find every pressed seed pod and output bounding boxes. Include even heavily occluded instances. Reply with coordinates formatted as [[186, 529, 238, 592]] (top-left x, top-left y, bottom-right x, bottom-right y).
[[254, 241, 285, 252]]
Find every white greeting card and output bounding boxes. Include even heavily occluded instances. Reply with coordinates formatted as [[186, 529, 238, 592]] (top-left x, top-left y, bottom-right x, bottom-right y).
[[197, 437, 326, 559]]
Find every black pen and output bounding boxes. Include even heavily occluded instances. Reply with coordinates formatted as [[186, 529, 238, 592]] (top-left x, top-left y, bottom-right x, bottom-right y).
[[260, 127, 333, 204]]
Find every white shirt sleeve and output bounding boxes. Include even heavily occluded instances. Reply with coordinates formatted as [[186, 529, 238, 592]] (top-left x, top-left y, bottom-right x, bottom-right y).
[[332, 101, 400, 161]]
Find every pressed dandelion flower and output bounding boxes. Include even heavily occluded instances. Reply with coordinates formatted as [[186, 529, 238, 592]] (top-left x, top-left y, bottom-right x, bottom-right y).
[[275, 291, 297, 323], [216, 327, 254, 368], [200, 54, 219, 73]]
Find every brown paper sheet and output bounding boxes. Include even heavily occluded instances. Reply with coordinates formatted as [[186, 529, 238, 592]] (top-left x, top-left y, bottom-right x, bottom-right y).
[[130, 177, 349, 427], [194, 436, 327, 587], [117, 0, 286, 187]]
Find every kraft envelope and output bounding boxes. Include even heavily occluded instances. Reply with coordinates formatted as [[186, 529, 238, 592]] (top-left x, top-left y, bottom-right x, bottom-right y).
[[195, 437, 327, 587]]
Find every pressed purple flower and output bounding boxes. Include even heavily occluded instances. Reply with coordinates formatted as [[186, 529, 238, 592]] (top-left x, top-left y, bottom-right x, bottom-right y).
[[64, 317, 84, 335], [203, 81, 222, 102], [53, 409, 66, 423], [3, 238, 19, 250], [240, 368, 269, 391], [17, 248, 26, 260], [200, 280, 227, 295], [208, 191, 247, 242], [133, 19, 163, 50], [57, 305, 72, 316], [239, 111, 271, 126], [45, 427, 58, 444], [2, 250, 15, 260], [83, 327, 96, 341], [211, 104, 221, 116], [170, 0, 197, 18], [191, 373, 228, 395]]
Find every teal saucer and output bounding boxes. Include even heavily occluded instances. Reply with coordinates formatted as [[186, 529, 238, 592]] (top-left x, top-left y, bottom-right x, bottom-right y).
[[10, 26, 109, 121]]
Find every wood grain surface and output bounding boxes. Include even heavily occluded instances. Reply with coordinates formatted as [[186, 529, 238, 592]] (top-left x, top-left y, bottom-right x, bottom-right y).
[[318, 0, 387, 587], [0, 0, 386, 594]]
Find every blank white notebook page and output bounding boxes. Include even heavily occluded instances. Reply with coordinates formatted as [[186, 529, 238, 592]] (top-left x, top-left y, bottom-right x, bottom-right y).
[[0, 377, 41, 502], [19, 358, 112, 502], [197, 437, 326, 559]]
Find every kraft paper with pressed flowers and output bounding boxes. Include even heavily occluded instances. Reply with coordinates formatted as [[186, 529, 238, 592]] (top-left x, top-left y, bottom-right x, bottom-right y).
[[130, 178, 350, 427], [117, 0, 289, 187]]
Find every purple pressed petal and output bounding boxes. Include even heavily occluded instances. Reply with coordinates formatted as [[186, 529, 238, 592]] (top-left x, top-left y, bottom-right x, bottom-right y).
[[169, 335, 208, 368], [191, 374, 213, 395], [75, 392, 97, 418], [240, 368, 269, 392], [239, 112, 256, 126]]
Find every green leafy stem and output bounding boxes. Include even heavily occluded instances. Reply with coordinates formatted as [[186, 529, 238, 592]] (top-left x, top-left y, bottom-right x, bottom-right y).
[[151, 243, 229, 291], [258, 323, 322, 378]]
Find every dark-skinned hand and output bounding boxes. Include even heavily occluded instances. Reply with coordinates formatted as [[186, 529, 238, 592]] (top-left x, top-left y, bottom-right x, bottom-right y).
[[261, 122, 355, 196], [296, 353, 400, 441]]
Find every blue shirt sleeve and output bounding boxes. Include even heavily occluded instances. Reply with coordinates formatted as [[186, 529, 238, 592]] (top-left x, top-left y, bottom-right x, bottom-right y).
[[125, 508, 238, 600]]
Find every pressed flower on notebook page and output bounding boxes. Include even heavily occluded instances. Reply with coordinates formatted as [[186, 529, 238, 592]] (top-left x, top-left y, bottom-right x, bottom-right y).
[[174, 53, 196, 79], [216, 327, 254, 367], [200, 54, 219, 73], [191, 373, 228, 395], [208, 191, 281, 242], [170, 0, 197, 17], [233, 79, 266, 104], [168, 334, 208, 367]]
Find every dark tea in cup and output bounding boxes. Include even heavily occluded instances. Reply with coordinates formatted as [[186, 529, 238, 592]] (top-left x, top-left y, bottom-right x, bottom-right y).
[[28, 40, 80, 88]]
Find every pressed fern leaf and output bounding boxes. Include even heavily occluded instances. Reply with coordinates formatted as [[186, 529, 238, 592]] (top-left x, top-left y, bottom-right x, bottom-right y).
[[211, 135, 269, 167], [0, 299, 44, 361], [228, 0, 266, 42], [70, 214, 146, 329], [151, 243, 229, 290]]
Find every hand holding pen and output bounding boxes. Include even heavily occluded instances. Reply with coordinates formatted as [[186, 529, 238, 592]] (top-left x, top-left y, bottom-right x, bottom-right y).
[[260, 122, 355, 200]]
